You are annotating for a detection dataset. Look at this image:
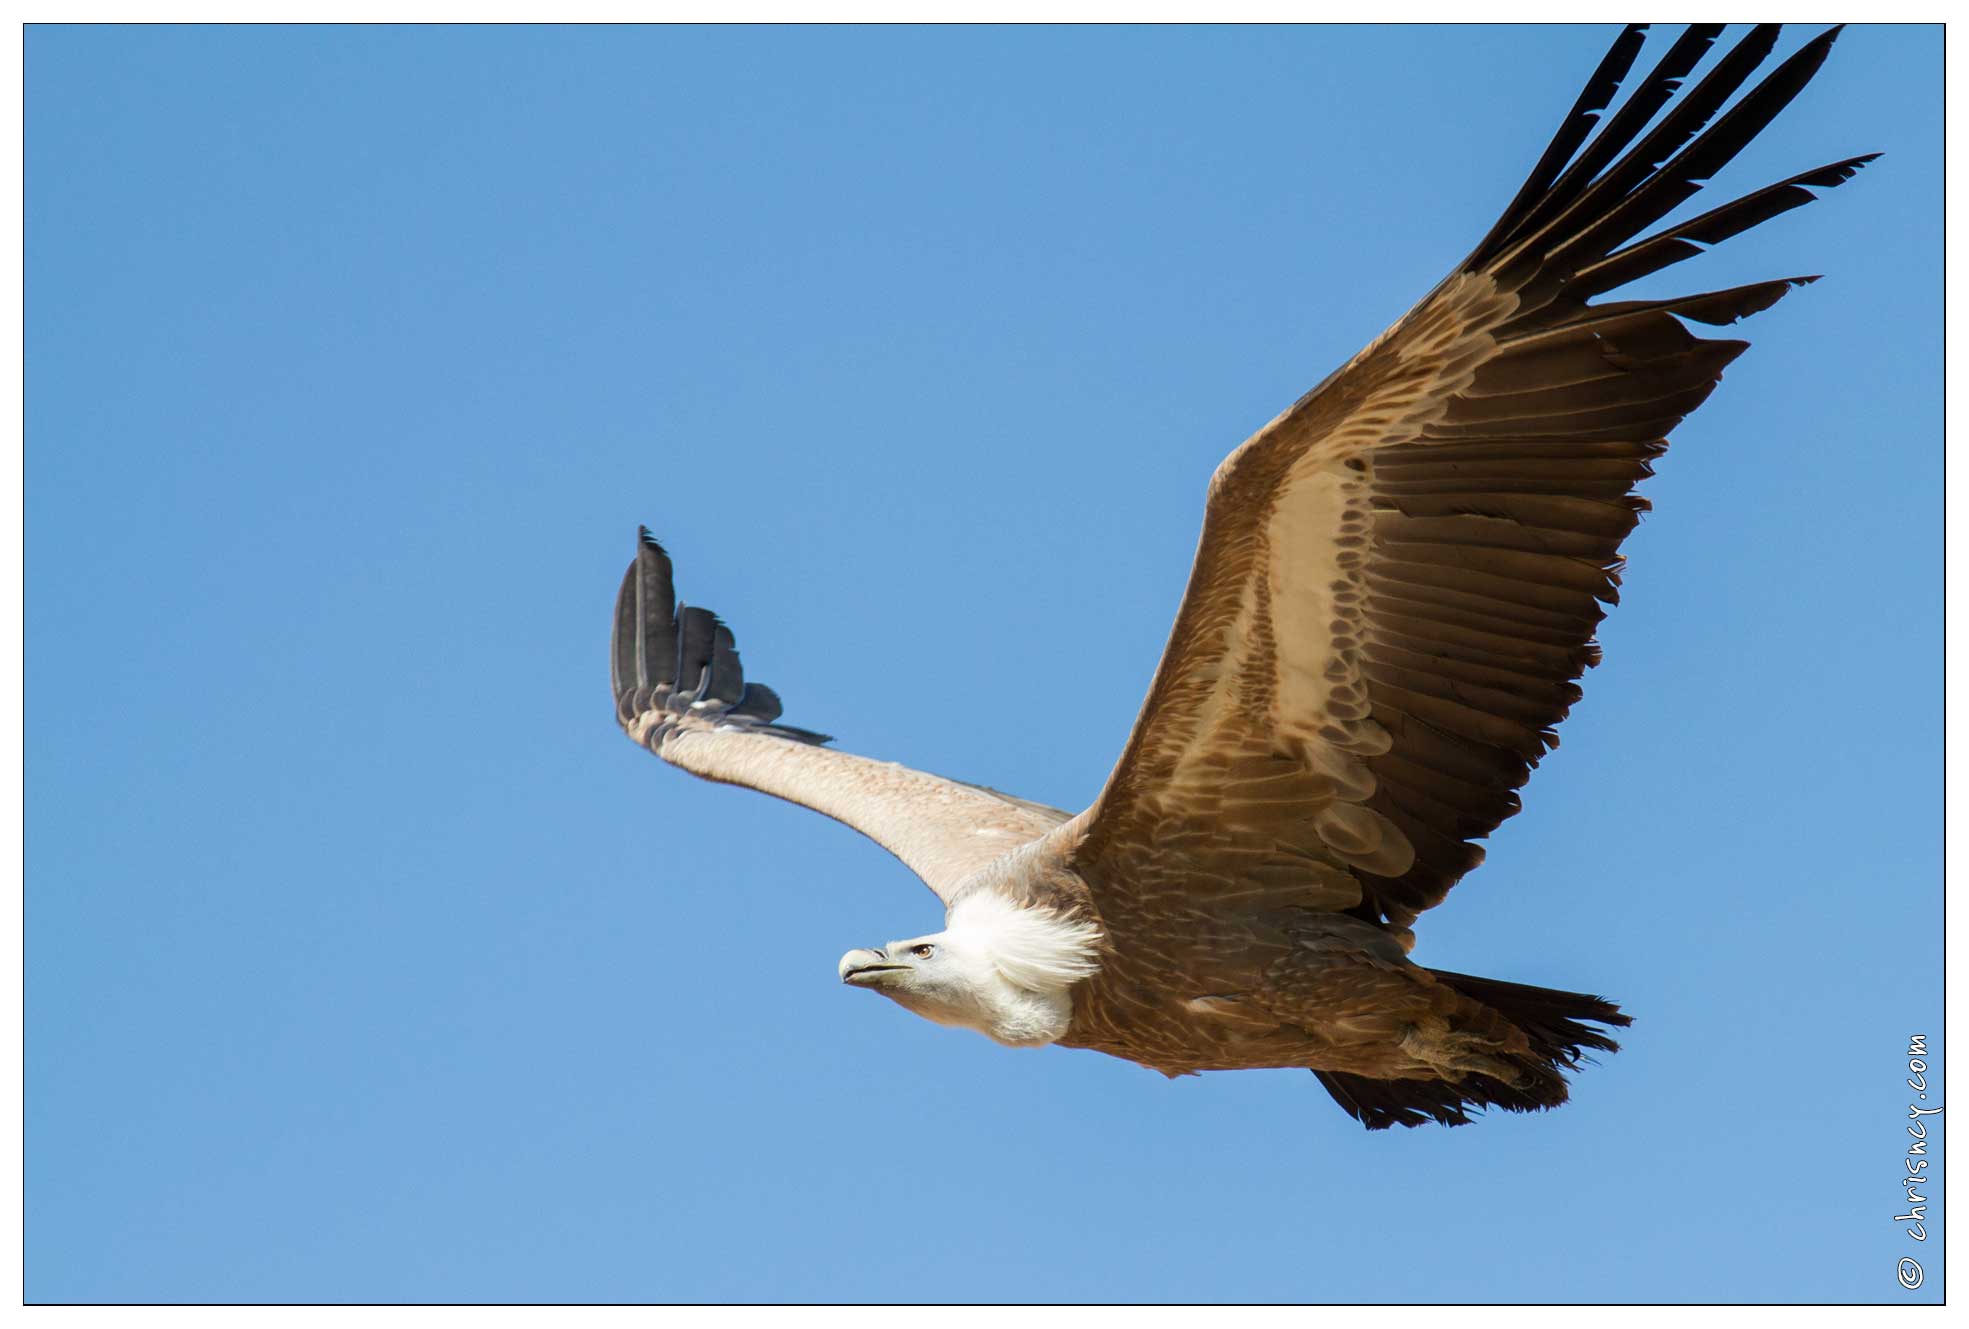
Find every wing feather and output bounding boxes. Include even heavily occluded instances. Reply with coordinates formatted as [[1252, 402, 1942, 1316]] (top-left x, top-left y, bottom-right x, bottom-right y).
[[612, 531, 1067, 903], [1070, 24, 1871, 930]]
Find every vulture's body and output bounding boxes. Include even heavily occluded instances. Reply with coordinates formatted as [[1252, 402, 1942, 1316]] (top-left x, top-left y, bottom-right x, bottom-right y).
[[610, 25, 1873, 1128]]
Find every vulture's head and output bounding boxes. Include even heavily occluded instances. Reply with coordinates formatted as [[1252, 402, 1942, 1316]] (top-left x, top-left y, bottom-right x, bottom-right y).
[[836, 894, 1103, 1048], [838, 936, 968, 1018]]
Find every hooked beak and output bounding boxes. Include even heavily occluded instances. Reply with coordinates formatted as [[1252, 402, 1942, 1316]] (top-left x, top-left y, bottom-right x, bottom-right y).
[[839, 947, 910, 987]]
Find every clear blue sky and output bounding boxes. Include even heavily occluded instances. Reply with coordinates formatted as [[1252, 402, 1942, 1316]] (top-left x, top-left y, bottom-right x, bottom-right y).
[[27, 24, 1941, 1304]]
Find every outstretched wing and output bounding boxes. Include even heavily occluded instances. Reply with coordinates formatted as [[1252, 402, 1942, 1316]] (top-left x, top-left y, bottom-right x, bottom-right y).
[[612, 530, 1070, 903], [1070, 25, 1871, 933]]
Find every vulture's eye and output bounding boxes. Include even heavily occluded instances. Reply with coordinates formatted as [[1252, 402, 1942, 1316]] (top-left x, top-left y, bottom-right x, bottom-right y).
[[910, 944, 936, 959]]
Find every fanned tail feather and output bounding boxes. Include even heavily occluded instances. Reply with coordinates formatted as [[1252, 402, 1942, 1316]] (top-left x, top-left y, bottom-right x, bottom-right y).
[[1316, 972, 1631, 1130]]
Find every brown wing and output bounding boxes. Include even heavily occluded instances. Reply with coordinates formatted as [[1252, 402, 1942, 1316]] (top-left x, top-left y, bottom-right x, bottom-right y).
[[1070, 25, 1871, 932], [612, 531, 1069, 904]]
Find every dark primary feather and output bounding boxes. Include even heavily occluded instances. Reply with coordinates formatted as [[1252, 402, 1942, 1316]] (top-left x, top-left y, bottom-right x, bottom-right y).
[[1520, 25, 1727, 235], [611, 525, 677, 701], [1473, 23, 1656, 260], [611, 531, 832, 746], [1483, 25, 1786, 277], [1575, 155, 1876, 297]]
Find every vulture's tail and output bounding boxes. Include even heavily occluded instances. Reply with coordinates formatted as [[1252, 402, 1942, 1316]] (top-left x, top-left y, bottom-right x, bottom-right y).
[[1314, 971, 1631, 1131]]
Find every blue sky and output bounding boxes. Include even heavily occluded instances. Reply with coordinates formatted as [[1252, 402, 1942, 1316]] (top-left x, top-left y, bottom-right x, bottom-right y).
[[27, 24, 1941, 1304]]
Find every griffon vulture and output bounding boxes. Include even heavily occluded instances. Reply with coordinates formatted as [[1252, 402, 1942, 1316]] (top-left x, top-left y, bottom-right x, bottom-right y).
[[610, 24, 1872, 1127]]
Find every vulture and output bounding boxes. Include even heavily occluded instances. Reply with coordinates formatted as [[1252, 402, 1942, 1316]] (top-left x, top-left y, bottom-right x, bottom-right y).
[[610, 24, 1872, 1128]]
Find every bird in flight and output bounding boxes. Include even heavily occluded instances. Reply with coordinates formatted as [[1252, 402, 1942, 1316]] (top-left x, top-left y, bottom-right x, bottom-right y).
[[611, 25, 1871, 1128]]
